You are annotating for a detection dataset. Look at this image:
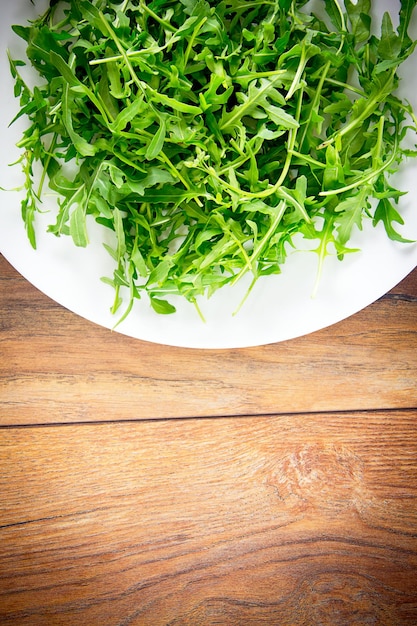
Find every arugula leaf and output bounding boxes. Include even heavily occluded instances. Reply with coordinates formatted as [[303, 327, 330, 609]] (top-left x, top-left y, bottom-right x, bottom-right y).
[[150, 296, 177, 314], [373, 198, 415, 244], [399, 0, 417, 49], [69, 203, 89, 247], [334, 187, 369, 245], [7, 0, 417, 320], [345, 0, 371, 45], [383, 12, 403, 57], [145, 119, 167, 160]]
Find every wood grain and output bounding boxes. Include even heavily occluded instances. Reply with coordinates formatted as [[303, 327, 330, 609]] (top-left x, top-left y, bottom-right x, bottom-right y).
[[1, 413, 417, 625], [1, 255, 416, 425]]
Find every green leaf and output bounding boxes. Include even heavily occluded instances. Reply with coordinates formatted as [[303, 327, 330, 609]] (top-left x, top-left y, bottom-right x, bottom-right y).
[[110, 96, 145, 132], [106, 58, 126, 99], [138, 186, 204, 204], [69, 204, 89, 247], [7, 0, 417, 322], [378, 12, 402, 60], [220, 77, 289, 132], [61, 84, 97, 157], [145, 118, 166, 160], [334, 190, 368, 245], [149, 296, 176, 314], [113, 206, 126, 258], [49, 50, 80, 86], [149, 90, 203, 115], [265, 105, 299, 129], [194, 228, 222, 251], [345, 0, 371, 45], [399, 0, 417, 49], [147, 259, 173, 285], [323, 0, 344, 31], [78, 0, 109, 37], [11, 24, 31, 42], [125, 167, 175, 195], [373, 198, 415, 243], [323, 145, 345, 191], [131, 243, 148, 278]]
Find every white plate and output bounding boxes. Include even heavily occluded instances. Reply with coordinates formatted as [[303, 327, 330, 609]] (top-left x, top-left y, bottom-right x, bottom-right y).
[[1, 0, 416, 349]]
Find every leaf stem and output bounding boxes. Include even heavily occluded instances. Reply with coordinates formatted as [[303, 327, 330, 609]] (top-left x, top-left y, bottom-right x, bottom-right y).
[[231, 200, 287, 285], [319, 132, 398, 196], [183, 17, 208, 67], [37, 133, 57, 197], [140, 1, 177, 32]]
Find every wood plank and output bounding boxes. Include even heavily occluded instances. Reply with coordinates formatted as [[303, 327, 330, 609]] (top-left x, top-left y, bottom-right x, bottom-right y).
[[1, 255, 416, 424], [1, 413, 417, 624]]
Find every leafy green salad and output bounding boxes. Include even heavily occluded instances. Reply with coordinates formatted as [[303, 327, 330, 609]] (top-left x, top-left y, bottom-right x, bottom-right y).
[[8, 0, 417, 321]]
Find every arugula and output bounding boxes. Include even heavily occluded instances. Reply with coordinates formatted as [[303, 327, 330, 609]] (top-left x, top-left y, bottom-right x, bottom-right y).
[[8, 0, 417, 319]]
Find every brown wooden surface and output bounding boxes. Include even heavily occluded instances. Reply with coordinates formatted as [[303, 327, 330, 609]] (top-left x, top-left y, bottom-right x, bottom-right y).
[[1, 256, 417, 424], [1, 253, 417, 625]]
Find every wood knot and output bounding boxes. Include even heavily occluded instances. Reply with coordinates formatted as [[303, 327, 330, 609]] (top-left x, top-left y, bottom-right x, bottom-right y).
[[262, 443, 364, 515], [296, 574, 396, 625]]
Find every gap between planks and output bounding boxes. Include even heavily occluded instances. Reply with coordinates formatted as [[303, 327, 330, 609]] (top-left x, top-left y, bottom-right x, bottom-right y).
[[0, 406, 416, 430]]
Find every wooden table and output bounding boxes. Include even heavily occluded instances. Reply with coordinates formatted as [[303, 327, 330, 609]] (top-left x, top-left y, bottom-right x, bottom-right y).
[[1, 253, 416, 625]]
